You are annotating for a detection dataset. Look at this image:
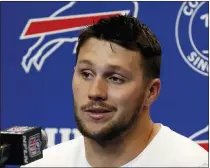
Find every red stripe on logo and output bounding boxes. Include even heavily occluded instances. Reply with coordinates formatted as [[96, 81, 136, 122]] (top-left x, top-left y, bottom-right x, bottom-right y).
[[25, 13, 120, 36]]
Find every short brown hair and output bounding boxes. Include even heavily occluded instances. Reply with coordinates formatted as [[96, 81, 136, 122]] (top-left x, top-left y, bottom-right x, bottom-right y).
[[76, 15, 162, 79]]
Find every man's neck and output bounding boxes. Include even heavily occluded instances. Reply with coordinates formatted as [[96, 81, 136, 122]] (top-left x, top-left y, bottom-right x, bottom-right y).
[[84, 110, 161, 167]]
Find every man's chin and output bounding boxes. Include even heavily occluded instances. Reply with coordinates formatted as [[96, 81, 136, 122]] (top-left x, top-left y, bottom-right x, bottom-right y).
[[80, 125, 109, 137], [75, 115, 124, 142], [77, 124, 114, 141], [80, 131, 107, 141], [78, 124, 126, 142]]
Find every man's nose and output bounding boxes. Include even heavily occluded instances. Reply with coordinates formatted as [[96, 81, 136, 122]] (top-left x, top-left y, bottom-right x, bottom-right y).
[[88, 77, 108, 101]]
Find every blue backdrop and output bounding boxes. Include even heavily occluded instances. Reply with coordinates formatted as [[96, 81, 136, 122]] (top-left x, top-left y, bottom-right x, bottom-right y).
[[1, 1, 209, 151]]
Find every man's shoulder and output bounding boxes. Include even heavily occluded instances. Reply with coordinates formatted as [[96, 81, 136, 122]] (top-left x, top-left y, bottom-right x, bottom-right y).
[[158, 125, 208, 166], [163, 126, 207, 153], [22, 135, 85, 167]]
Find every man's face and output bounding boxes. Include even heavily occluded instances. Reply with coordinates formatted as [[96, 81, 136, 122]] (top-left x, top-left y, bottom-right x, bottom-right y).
[[72, 38, 147, 142]]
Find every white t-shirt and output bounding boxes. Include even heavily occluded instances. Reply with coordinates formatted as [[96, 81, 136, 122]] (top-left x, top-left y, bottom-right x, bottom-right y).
[[23, 125, 208, 167]]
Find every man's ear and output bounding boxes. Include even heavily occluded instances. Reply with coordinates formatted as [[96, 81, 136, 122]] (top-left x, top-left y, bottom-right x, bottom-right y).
[[144, 78, 161, 107]]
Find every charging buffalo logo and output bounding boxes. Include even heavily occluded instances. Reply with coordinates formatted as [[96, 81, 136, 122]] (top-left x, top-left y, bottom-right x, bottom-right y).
[[175, 2, 208, 76], [19, 2, 139, 73]]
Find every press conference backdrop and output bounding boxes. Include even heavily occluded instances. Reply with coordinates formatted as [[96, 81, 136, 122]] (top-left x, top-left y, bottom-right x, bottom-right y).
[[1, 2, 209, 151]]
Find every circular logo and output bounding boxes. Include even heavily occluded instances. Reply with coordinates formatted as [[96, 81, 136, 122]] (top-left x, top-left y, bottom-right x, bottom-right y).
[[175, 2, 209, 76]]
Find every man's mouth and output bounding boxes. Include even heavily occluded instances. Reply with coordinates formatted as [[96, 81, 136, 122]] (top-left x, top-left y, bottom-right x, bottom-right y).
[[83, 107, 113, 120], [84, 107, 112, 113]]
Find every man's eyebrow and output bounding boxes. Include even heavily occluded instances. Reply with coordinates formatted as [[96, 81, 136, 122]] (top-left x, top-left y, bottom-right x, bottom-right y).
[[78, 60, 94, 66], [108, 65, 132, 75], [107, 65, 127, 71]]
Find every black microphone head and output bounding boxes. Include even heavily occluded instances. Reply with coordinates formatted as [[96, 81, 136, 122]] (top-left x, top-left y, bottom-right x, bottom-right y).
[[41, 129, 48, 149], [0, 126, 46, 165]]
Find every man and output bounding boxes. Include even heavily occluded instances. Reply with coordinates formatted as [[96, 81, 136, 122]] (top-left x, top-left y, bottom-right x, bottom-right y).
[[24, 15, 208, 167]]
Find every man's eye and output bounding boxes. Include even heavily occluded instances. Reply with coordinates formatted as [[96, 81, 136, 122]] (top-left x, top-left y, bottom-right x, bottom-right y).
[[81, 71, 93, 80], [108, 76, 125, 84]]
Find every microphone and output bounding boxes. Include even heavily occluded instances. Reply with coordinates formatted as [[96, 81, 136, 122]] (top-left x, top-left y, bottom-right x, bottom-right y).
[[0, 126, 48, 166]]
